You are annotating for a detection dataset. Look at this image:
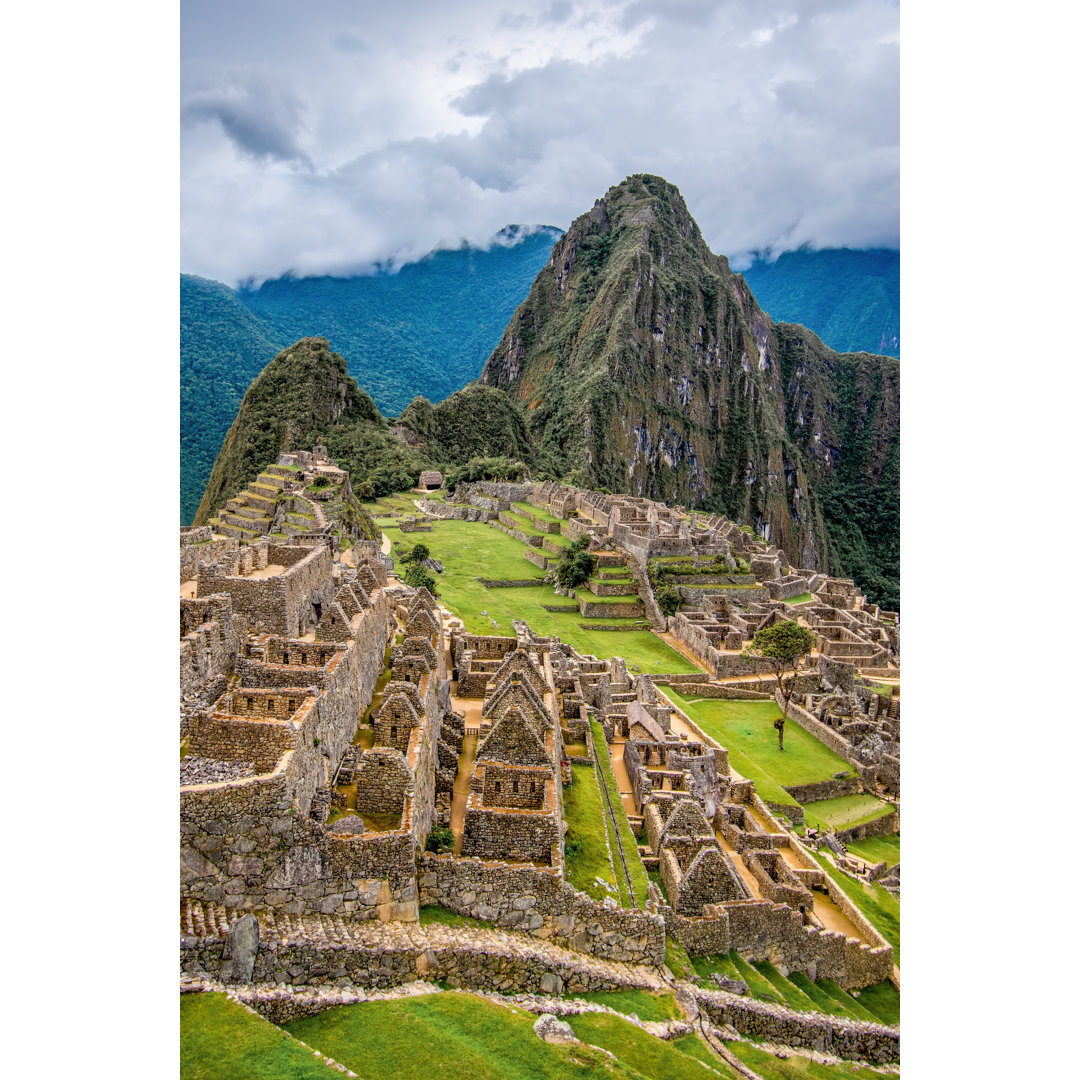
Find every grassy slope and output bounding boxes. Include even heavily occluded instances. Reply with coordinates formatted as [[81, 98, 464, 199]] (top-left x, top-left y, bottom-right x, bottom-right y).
[[590, 719, 649, 907], [801, 794, 894, 832], [567, 1012, 737, 1080], [844, 833, 900, 867], [563, 764, 619, 903], [726, 1040, 893, 1080], [284, 993, 637, 1080], [666, 694, 854, 805], [181, 992, 336, 1080], [380, 515, 696, 673], [570, 990, 679, 1022]]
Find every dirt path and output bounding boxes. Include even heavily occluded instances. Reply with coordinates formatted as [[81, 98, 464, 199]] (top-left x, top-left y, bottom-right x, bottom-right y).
[[450, 732, 477, 855], [808, 892, 865, 940], [181, 579, 197, 599], [380, 530, 392, 556], [608, 738, 637, 817]]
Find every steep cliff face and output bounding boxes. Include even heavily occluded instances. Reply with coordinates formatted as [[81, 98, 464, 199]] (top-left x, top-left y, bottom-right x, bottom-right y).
[[480, 174, 898, 605]]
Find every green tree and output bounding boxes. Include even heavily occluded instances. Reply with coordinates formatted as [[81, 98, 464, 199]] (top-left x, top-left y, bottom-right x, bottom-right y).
[[656, 585, 682, 617], [553, 537, 596, 590], [403, 563, 437, 594], [402, 542, 430, 566], [743, 620, 817, 751]]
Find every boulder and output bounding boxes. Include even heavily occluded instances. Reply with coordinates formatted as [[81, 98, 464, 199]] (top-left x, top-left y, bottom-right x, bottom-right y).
[[220, 914, 259, 984], [533, 1013, 577, 1044]]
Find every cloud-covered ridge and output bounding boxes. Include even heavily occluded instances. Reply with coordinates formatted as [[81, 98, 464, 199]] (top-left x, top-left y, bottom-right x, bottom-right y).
[[181, 0, 898, 285]]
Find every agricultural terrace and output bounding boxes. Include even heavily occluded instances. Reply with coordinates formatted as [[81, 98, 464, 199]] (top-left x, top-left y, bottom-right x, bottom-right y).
[[663, 694, 856, 806], [283, 992, 719, 1080], [376, 513, 698, 674], [801, 794, 894, 833]]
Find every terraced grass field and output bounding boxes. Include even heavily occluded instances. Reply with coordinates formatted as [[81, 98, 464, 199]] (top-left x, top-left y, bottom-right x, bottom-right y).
[[382, 516, 696, 673], [590, 719, 649, 907], [845, 833, 901, 867], [181, 992, 338, 1080], [801, 794, 894, 832], [285, 992, 644, 1080], [664, 694, 855, 805], [562, 763, 620, 902]]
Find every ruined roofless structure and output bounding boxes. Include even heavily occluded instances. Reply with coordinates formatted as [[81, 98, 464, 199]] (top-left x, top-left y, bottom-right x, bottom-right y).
[[180, 456, 898, 1044]]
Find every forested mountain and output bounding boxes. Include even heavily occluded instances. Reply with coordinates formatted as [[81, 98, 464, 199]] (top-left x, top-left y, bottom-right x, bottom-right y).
[[741, 248, 899, 357], [181, 229, 899, 526], [479, 174, 899, 607], [180, 228, 560, 523]]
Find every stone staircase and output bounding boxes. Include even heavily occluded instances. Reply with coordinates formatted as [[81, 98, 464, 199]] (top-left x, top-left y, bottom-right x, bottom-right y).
[[211, 471, 285, 540], [180, 900, 668, 993]]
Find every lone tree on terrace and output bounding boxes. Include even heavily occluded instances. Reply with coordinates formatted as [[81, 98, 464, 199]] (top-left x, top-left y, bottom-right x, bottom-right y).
[[400, 543, 436, 594], [401, 543, 430, 566], [553, 537, 596, 591], [744, 620, 816, 751]]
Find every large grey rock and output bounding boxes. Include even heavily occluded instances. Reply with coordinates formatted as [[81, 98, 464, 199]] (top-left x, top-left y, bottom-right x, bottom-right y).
[[180, 846, 219, 883], [326, 815, 366, 835], [220, 914, 259, 984], [533, 1013, 576, 1044], [267, 845, 324, 888]]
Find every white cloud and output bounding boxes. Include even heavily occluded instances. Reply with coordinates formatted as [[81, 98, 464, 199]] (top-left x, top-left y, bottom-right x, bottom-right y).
[[181, 0, 899, 284]]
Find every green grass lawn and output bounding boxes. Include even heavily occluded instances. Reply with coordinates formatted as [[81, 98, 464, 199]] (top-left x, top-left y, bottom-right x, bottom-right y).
[[853, 980, 901, 1026], [419, 904, 486, 928], [385, 515, 695, 673], [563, 764, 620, 903], [864, 682, 896, 697], [567, 1012, 738, 1080], [752, 960, 824, 1012], [725, 1040, 894, 1080], [590, 720, 649, 907], [285, 993, 639, 1079], [570, 989, 679, 1022], [801, 794, 894, 832], [784, 593, 814, 605], [512, 501, 563, 526], [664, 694, 854, 805], [181, 992, 335, 1080], [671, 1033, 741, 1076], [844, 833, 900, 867], [811, 852, 900, 962]]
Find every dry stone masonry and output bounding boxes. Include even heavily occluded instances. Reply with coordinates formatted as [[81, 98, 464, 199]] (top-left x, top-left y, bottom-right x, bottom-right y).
[[180, 456, 898, 1065]]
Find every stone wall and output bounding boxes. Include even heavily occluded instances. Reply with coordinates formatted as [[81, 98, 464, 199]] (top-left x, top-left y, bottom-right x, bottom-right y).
[[836, 811, 899, 846], [578, 600, 645, 619], [417, 854, 666, 965], [783, 776, 864, 804], [181, 912, 652, 995], [181, 592, 402, 917], [197, 544, 333, 637], [461, 796, 559, 864], [180, 594, 243, 696], [181, 536, 238, 583], [695, 988, 899, 1064], [665, 899, 893, 990]]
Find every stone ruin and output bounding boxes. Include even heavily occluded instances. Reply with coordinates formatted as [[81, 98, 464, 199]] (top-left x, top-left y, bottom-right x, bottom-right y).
[[180, 463, 898, 1005]]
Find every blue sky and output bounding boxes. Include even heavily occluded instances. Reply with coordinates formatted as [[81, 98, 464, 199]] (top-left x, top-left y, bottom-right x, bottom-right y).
[[181, 0, 898, 284]]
